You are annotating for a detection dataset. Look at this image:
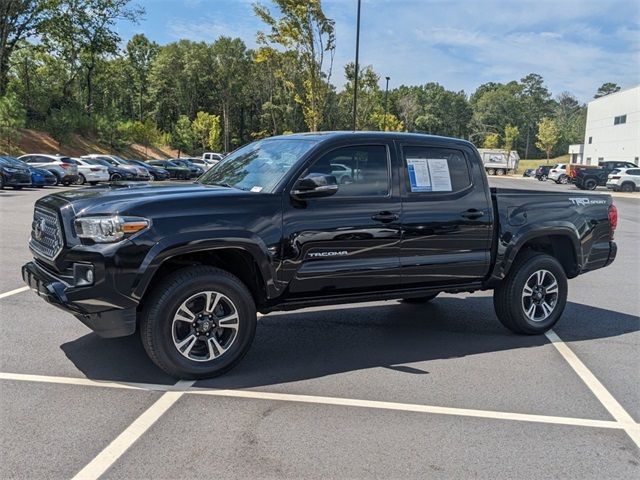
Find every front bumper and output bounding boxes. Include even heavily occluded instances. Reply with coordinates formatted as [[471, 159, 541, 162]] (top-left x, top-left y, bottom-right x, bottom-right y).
[[22, 261, 137, 338]]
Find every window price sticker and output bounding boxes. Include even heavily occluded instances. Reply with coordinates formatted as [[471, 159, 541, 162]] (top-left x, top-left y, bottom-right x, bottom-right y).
[[406, 158, 452, 192]]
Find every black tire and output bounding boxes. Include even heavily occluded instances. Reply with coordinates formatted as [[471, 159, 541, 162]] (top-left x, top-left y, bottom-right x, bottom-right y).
[[400, 293, 439, 304], [493, 253, 568, 335], [140, 266, 257, 379], [0, 174, 5, 189], [584, 178, 597, 190], [89, 182, 98, 185], [621, 182, 635, 192], [559, 175, 568, 184], [12, 185, 23, 190], [76, 174, 86, 185]]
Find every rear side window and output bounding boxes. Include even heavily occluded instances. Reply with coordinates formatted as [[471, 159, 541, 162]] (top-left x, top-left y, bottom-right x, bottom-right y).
[[402, 146, 471, 193], [305, 145, 390, 197], [627, 169, 640, 176]]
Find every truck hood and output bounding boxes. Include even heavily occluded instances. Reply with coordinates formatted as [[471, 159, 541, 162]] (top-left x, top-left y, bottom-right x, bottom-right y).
[[40, 182, 249, 216]]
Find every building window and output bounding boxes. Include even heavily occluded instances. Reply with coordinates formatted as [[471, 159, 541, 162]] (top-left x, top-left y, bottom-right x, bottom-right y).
[[614, 115, 627, 125], [588, 136, 593, 144]]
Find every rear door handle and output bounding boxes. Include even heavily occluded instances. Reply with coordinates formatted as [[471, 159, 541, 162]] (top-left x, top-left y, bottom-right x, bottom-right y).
[[461, 209, 485, 220], [372, 211, 399, 223]]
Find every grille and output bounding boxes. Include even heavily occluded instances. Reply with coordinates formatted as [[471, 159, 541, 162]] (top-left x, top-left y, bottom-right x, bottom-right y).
[[29, 207, 64, 260]]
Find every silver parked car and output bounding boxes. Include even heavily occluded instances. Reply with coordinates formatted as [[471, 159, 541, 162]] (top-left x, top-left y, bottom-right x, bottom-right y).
[[17, 154, 79, 186], [72, 158, 110, 185]]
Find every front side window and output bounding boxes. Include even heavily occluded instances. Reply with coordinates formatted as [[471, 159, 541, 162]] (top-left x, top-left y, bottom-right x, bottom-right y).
[[200, 138, 320, 192], [402, 146, 471, 193], [303, 145, 390, 197]]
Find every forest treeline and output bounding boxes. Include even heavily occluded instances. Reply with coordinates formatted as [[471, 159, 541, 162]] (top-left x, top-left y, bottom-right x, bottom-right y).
[[0, 0, 623, 157]]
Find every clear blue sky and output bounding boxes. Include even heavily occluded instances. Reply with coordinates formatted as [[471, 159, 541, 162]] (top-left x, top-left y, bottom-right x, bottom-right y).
[[115, 0, 640, 102]]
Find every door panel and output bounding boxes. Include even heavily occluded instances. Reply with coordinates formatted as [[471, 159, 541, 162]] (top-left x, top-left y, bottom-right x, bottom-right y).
[[280, 143, 402, 295], [399, 145, 493, 287]]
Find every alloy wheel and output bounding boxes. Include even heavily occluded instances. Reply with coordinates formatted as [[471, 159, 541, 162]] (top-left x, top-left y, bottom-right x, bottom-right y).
[[171, 290, 240, 362], [521, 269, 559, 322]]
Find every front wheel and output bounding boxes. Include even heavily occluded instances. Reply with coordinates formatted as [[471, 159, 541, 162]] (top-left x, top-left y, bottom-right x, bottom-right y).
[[493, 253, 567, 335], [487, 168, 495, 176], [140, 266, 257, 379], [559, 175, 569, 184]]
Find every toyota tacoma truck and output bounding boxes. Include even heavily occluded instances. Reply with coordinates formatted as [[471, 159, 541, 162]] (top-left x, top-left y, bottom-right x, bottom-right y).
[[22, 132, 618, 378]]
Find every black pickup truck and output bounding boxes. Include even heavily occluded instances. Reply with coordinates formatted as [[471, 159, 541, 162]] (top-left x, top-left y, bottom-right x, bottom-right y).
[[571, 160, 637, 190], [22, 132, 618, 378]]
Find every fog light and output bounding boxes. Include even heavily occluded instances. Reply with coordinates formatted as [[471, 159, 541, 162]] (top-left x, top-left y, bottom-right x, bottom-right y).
[[73, 263, 94, 286]]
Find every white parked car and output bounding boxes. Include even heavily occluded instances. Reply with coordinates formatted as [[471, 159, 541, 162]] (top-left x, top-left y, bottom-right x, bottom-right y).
[[82, 154, 150, 180], [202, 152, 224, 163], [18, 153, 79, 185], [606, 167, 640, 192], [331, 163, 361, 184], [72, 158, 110, 185], [548, 163, 568, 184]]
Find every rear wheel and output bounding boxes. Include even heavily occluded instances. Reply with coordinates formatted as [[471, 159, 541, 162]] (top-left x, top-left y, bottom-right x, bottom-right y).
[[12, 186, 23, 190], [621, 182, 635, 192], [76, 174, 86, 185], [400, 293, 439, 304], [89, 182, 98, 185], [584, 178, 597, 190], [110, 173, 122, 181], [140, 266, 257, 379], [559, 174, 569, 184], [0, 174, 5, 189], [487, 168, 495, 175], [493, 253, 567, 334], [496, 169, 505, 176]]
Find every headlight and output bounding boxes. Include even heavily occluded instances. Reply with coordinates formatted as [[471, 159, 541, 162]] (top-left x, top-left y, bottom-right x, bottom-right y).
[[4, 167, 18, 173], [74, 216, 150, 243]]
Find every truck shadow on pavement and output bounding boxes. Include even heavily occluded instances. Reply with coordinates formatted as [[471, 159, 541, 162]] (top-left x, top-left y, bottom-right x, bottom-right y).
[[60, 296, 639, 387]]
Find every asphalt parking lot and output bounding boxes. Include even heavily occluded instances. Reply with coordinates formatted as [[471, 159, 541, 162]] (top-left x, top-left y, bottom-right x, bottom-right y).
[[1, 179, 638, 479]]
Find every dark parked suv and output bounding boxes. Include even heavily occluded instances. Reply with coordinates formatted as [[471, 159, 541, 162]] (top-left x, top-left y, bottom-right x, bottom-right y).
[[0, 156, 32, 189], [22, 132, 617, 379]]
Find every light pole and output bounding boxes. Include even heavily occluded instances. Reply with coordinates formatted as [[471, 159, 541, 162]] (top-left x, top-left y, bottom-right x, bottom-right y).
[[352, 0, 361, 131], [383, 76, 390, 131]]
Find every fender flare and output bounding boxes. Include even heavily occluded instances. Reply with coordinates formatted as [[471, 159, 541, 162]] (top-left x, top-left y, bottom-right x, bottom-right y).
[[131, 230, 280, 300], [490, 222, 583, 284]]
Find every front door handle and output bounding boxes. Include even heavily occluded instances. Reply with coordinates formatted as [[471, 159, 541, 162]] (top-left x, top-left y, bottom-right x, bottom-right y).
[[372, 211, 399, 223], [461, 209, 485, 220]]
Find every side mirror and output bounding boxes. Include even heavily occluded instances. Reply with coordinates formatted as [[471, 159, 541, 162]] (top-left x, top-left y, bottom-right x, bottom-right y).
[[291, 173, 338, 199]]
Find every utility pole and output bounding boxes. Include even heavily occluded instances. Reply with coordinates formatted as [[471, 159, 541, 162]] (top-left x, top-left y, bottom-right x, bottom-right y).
[[383, 76, 390, 131], [352, 0, 361, 131]]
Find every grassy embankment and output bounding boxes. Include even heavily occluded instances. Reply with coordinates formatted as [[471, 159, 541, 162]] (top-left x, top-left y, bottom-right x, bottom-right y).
[[2, 128, 178, 159], [517, 155, 570, 174]]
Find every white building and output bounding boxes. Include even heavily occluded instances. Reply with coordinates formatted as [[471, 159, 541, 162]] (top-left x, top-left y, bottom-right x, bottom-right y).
[[579, 85, 640, 165]]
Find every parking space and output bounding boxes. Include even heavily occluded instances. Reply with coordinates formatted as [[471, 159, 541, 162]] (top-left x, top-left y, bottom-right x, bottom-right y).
[[1, 183, 638, 479]]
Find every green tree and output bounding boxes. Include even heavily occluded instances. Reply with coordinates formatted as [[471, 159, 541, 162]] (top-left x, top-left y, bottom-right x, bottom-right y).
[[0, 0, 56, 95], [211, 37, 250, 152], [46, 106, 81, 148], [126, 34, 159, 121], [483, 133, 500, 149], [535, 117, 560, 163], [339, 63, 381, 130], [370, 112, 403, 132], [191, 111, 220, 151], [172, 115, 195, 156], [41, 0, 144, 115], [503, 124, 519, 155], [594, 82, 621, 98], [0, 92, 26, 154], [254, 0, 335, 132], [519, 73, 552, 158]]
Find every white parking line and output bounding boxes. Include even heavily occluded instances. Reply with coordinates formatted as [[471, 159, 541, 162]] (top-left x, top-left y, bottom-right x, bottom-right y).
[[0, 286, 29, 299], [71, 380, 194, 480], [0, 371, 632, 432], [546, 329, 640, 448]]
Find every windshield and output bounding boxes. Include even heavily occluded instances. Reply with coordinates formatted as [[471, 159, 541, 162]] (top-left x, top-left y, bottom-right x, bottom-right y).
[[198, 138, 319, 192], [0, 156, 28, 168], [86, 158, 111, 167]]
